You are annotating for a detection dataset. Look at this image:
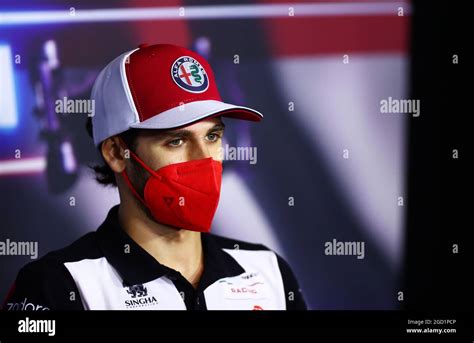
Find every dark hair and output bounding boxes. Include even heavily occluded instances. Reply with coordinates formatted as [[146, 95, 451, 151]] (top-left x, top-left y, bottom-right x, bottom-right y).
[[86, 117, 139, 186]]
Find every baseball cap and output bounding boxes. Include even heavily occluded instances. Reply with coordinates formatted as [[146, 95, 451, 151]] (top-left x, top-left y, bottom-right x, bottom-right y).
[[91, 43, 263, 146]]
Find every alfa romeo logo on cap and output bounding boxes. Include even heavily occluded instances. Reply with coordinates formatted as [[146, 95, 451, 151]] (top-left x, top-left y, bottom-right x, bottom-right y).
[[171, 56, 209, 93]]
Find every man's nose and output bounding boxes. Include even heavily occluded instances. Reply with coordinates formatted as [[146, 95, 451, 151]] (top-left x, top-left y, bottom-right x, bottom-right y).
[[188, 141, 211, 160]]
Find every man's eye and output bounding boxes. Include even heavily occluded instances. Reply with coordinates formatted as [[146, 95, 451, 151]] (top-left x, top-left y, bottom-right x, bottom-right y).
[[168, 138, 184, 147], [206, 133, 221, 142]]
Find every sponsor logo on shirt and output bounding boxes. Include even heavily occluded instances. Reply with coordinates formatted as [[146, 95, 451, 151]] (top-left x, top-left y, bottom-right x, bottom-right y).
[[123, 283, 159, 309], [241, 272, 258, 280], [6, 298, 50, 311], [220, 273, 268, 300], [231, 287, 257, 294]]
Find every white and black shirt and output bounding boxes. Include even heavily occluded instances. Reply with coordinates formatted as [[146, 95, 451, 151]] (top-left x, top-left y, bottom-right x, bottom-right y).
[[3, 206, 307, 311]]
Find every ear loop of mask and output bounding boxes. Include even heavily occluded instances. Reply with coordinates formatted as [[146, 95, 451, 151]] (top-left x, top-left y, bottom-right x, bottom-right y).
[[117, 137, 162, 208]]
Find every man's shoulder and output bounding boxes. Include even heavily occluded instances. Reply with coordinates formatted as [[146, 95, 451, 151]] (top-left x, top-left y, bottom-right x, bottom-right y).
[[207, 233, 308, 309], [207, 233, 271, 252], [207, 233, 288, 276], [207, 233, 288, 270], [18, 231, 101, 277], [4, 231, 100, 310]]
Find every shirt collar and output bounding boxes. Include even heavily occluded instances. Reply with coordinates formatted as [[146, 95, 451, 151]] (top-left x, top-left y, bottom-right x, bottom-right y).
[[96, 205, 245, 287]]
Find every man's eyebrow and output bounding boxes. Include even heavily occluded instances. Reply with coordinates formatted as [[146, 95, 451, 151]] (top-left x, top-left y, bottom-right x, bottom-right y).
[[151, 122, 226, 141], [208, 123, 226, 133], [154, 129, 192, 140]]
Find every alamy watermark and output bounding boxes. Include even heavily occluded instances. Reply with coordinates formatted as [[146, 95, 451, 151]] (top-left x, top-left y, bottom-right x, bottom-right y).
[[218, 144, 258, 165], [380, 97, 420, 117], [18, 317, 55, 336], [0, 239, 38, 259], [55, 97, 95, 117], [324, 239, 365, 260]]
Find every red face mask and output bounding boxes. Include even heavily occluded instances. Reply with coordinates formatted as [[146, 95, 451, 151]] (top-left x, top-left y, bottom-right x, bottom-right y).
[[121, 149, 222, 233]]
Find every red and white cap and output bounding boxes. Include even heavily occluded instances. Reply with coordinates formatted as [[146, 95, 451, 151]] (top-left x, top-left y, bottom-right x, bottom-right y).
[[91, 43, 263, 146]]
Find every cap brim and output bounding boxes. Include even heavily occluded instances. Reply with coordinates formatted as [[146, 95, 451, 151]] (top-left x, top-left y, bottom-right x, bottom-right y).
[[129, 100, 263, 130]]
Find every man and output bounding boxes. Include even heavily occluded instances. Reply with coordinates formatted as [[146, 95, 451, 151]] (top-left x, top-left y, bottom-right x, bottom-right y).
[[3, 44, 306, 310]]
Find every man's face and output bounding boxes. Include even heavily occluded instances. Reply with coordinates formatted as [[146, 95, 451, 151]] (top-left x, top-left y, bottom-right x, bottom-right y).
[[125, 117, 225, 195]]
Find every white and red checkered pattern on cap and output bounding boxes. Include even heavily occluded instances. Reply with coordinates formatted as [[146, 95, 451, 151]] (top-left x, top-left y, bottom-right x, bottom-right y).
[[91, 43, 263, 146]]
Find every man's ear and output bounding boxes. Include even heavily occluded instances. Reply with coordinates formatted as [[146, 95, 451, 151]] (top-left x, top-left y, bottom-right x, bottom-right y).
[[101, 136, 128, 173]]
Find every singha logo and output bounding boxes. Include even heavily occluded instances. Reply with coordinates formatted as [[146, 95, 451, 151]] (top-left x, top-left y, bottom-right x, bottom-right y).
[[126, 284, 148, 298], [123, 283, 158, 309]]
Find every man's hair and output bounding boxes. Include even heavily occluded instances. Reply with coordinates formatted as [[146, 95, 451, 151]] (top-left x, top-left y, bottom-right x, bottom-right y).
[[86, 117, 139, 186]]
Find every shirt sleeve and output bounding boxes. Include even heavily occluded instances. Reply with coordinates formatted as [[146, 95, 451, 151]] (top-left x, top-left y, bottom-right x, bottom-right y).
[[2, 259, 84, 311], [275, 254, 308, 310]]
